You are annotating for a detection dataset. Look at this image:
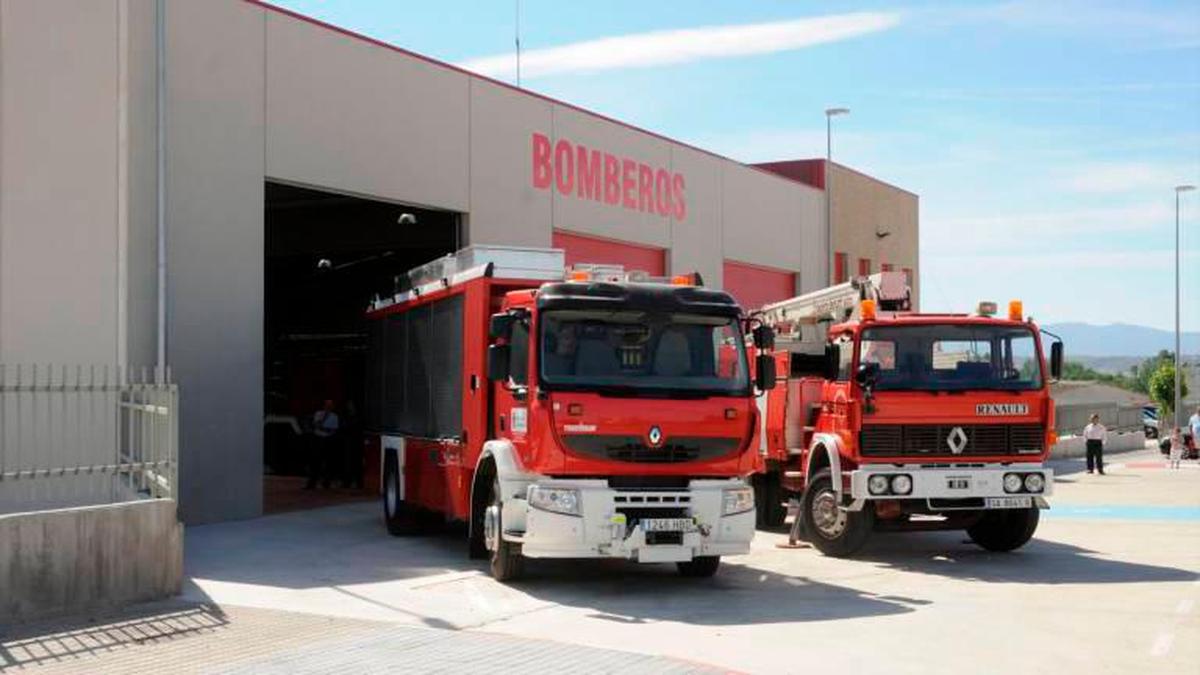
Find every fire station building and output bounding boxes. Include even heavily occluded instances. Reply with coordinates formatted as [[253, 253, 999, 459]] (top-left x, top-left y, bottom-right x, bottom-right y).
[[0, 1, 918, 523]]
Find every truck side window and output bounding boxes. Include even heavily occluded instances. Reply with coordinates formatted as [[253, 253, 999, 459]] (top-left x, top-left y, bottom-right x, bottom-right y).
[[509, 319, 530, 386], [836, 338, 854, 381]]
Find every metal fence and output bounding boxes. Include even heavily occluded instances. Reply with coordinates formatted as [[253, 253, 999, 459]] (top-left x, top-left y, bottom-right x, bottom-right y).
[[0, 364, 177, 514], [1055, 402, 1144, 436]]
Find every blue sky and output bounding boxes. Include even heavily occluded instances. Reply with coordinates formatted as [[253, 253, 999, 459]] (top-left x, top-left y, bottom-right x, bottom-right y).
[[273, 1, 1200, 332]]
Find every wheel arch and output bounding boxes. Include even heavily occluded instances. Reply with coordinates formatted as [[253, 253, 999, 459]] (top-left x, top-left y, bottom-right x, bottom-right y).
[[806, 433, 845, 499]]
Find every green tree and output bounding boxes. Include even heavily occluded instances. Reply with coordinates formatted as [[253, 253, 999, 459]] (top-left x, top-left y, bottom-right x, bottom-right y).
[[1132, 350, 1174, 394], [1148, 361, 1190, 423]]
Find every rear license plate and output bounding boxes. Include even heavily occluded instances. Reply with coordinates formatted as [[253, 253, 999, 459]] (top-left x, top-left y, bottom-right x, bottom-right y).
[[985, 496, 1032, 509], [640, 518, 696, 533], [947, 477, 971, 490]]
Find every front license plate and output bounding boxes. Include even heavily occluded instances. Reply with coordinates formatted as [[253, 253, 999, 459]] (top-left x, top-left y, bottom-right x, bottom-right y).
[[641, 518, 696, 533], [985, 496, 1032, 509]]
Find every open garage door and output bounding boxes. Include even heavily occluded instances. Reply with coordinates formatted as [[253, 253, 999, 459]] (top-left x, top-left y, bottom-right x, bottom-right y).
[[264, 182, 460, 513]]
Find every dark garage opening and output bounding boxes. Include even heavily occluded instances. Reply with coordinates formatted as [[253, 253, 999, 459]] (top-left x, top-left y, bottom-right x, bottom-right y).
[[264, 181, 460, 514]]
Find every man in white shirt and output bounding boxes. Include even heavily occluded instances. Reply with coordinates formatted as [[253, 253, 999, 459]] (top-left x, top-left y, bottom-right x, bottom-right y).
[[1083, 414, 1106, 475]]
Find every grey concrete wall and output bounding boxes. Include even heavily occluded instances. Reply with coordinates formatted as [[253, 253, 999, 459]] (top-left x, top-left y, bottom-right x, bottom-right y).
[[0, 0, 121, 365], [165, 0, 265, 524], [0, 499, 183, 623], [1051, 431, 1146, 459]]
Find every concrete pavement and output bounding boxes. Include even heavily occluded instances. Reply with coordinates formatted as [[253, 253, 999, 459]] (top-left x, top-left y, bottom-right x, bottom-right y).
[[3, 445, 1197, 673]]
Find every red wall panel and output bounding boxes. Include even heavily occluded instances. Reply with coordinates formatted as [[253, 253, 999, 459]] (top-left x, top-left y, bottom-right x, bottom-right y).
[[552, 230, 666, 276], [722, 260, 796, 310]]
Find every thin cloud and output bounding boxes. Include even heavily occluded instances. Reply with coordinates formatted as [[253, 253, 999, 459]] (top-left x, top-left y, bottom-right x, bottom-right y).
[[1062, 162, 1200, 194], [459, 12, 902, 79]]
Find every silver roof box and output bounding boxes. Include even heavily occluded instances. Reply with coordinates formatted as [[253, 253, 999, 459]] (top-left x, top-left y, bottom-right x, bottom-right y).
[[406, 245, 565, 288]]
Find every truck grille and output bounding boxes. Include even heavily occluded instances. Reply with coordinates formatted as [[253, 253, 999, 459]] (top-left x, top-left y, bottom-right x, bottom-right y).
[[563, 435, 740, 464], [859, 424, 1044, 457]]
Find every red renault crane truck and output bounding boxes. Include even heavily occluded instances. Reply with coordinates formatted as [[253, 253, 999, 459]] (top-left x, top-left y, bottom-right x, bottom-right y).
[[364, 246, 775, 581], [750, 271, 1063, 557]]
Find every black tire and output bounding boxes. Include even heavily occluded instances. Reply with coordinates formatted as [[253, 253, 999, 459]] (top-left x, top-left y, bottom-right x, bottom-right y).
[[489, 476, 525, 582], [676, 556, 721, 578], [383, 451, 421, 536], [468, 472, 490, 560], [967, 507, 1040, 552], [800, 468, 874, 557], [754, 474, 787, 530]]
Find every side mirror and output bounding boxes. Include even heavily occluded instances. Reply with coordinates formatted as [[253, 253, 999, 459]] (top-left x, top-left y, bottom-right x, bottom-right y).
[[824, 343, 841, 381], [753, 324, 775, 350], [489, 313, 515, 340], [1049, 341, 1063, 381], [755, 353, 777, 392], [855, 361, 880, 388], [487, 344, 510, 382]]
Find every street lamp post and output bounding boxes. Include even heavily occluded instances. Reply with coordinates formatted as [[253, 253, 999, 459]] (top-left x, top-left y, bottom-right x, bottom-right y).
[[825, 107, 849, 285], [1174, 184, 1195, 432]]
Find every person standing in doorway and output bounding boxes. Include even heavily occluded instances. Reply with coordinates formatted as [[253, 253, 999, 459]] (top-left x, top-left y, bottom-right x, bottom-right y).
[[306, 399, 340, 490], [1083, 414, 1106, 475]]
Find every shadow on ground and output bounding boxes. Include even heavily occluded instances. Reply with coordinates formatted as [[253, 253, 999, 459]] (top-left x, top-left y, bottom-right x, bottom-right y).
[[0, 600, 227, 670], [850, 529, 1198, 585]]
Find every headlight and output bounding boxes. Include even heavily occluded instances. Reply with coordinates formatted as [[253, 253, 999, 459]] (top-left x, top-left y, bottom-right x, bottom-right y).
[[1003, 473, 1023, 493], [1023, 473, 1045, 493], [528, 486, 581, 516], [722, 487, 755, 516], [890, 474, 913, 495], [868, 475, 891, 495]]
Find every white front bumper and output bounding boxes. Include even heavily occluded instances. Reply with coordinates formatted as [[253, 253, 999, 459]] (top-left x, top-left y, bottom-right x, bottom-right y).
[[510, 478, 754, 562], [847, 464, 1052, 504]]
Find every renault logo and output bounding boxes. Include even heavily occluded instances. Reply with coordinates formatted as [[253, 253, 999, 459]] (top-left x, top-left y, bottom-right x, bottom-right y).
[[648, 426, 664, 447], [947, 426, 968, 455]]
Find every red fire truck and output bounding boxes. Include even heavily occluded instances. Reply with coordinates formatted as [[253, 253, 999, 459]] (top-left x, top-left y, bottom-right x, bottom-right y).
[[749, 271, 1063, 557], [364, 246, 776, 581]]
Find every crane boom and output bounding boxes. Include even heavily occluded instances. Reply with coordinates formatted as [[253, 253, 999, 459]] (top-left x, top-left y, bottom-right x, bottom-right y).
[[759, 271, 911, 343]]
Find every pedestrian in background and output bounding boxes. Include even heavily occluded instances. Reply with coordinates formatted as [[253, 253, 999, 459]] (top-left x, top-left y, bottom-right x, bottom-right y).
[[1189, 406, 1200, 454], [1168, 428, 1183, 470], [1083, 413, 1106, 475], [306, 399, 340, 490]]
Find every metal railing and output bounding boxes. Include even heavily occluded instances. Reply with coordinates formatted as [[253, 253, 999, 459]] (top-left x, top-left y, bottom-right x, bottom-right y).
[[0, 364, 177, 514]]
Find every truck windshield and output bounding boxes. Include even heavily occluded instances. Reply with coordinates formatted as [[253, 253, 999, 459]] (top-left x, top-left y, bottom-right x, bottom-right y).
[[859, 324, 1043, 391], [539, 310, 749, 396]]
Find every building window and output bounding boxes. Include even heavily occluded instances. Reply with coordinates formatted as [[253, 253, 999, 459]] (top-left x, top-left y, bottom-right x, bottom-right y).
[[881, 263, 894, 272], [834, 252, 848, 284], [858, 258, 872, 276]]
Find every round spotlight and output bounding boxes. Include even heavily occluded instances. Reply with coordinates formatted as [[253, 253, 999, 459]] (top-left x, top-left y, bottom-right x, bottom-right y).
[[397, 213, 417, 225], [1003, 473, 1023, 493], [316, 258, 332, 270], [868, 475, 890, 495], [891, 474, 913, 495], [1023, 473, 1045, 493]]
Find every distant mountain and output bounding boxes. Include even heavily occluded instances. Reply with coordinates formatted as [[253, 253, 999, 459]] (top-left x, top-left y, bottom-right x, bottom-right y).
[[1042, 323, 1200, 359]]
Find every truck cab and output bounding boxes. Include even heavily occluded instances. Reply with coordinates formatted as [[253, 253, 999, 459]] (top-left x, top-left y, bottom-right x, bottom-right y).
[[754, 273, 1063, 556], [481, 271, 775, 579]]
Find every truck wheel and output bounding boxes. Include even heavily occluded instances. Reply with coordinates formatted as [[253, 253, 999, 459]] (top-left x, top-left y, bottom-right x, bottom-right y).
[[801, 469, 873, 557], [966, 507, 1039, 552], [383, 451, 420, 536], [488, 476, 525, 582], [754, 474, 787, 530], [676, 556, 721, 577]]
